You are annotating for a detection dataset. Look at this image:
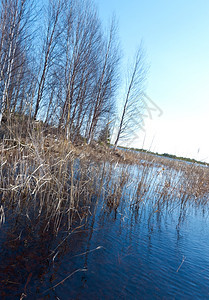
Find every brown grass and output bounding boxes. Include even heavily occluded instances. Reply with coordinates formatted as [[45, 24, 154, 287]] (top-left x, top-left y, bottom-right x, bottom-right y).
[[0, 120, 209, 235]]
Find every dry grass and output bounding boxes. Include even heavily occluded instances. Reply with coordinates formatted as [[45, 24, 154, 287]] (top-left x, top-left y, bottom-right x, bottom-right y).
[[0, 121, 209, 236], [0, 124, 209, 298]]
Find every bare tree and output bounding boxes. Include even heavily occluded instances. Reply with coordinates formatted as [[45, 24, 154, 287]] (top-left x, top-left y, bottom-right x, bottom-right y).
[[33, 0, 64, 120], [85, 18, 120, 144], [0, 0, 34, 123], [56, 0, 106, 142], [114, 45, 147, 149], [0, 0, 145, 149]]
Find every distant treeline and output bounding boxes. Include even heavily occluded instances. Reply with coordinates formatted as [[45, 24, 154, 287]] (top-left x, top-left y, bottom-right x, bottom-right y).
[[118, 146, 209, 166]]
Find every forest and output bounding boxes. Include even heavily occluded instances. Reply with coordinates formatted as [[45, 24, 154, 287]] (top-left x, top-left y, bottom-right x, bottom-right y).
[[0, 0, 147, 146]]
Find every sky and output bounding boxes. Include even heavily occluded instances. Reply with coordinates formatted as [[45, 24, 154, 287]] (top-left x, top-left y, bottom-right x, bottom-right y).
[[94, 0, 209, 162]]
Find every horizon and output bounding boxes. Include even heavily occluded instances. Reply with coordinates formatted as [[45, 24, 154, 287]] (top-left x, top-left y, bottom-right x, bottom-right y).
[[95, 0, 209, 163]]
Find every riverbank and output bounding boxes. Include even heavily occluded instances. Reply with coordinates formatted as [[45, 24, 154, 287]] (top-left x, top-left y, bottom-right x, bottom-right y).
[[0, 120, 209, 298]]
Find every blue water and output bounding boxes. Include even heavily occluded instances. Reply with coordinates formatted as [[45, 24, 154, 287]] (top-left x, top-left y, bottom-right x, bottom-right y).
[[0, 162, 209, 299], [49, 203, 209, 299]]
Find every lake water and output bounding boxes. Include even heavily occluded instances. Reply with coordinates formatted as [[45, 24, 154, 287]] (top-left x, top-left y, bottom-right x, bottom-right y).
[[0, 161, 209, 299]]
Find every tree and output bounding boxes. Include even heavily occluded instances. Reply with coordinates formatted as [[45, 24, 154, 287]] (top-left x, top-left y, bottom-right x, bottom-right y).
[[0, 0, 146, 149], [114, 45, 147, 149], [0, 0, 34, 123], [57, 0, 103, 141], [54, 3, 119, 143], [33, 0, 64, 120], [85, 18, 120, 144], [98, 123, 111, 144]]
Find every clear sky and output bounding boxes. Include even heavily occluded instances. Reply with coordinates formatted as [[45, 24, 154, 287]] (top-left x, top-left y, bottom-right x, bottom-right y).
[[95, 0, 209, 162]]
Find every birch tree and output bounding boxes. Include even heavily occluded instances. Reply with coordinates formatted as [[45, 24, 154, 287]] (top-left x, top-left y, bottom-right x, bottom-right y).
[[33, 0, 64, 120], [86, 19, 120, 144], [114, 46, 147, 149], [0, 0, 33, 123], [57, 0, 107, 142]]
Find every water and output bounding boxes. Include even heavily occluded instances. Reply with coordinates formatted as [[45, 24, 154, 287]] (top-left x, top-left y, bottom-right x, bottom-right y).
[[49, 206, 209, 299], [0, 162, 209, 299]]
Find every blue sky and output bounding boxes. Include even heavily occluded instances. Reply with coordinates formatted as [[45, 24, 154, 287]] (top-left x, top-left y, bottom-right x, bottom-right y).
[[95, 0, 209, 162]]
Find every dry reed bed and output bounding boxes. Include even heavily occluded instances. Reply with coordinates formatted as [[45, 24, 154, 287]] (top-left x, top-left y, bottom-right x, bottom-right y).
[[0, 133, 209, 235]]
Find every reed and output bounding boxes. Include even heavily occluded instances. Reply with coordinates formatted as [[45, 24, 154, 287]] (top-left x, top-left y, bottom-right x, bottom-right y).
[[1, 122, 209, 298], [0, 121, 209, 235]]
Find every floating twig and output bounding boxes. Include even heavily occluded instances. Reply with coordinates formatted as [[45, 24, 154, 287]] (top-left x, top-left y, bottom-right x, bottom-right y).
[[42, 268, 87, 294], [176, 255, 186, 272]]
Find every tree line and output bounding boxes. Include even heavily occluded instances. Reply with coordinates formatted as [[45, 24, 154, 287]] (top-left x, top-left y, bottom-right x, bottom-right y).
[[0, 0, 146, 146]]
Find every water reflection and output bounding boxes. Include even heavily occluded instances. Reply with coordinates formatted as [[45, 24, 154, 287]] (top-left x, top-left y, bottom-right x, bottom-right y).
[[0, 159, 209, 298]]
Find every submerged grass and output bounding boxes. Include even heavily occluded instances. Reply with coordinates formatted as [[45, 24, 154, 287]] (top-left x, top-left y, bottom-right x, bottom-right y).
[[0, 124, 209, 233], [0, 122, 209, 297]]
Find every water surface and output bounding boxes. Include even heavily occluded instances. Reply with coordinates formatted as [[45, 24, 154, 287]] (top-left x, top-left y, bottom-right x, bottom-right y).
[[0, 161, 209, 299]]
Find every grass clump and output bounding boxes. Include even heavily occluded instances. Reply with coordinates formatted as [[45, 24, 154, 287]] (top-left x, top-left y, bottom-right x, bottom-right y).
[[0, 120, 209, 297], [0, 119, 209, 234]]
